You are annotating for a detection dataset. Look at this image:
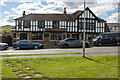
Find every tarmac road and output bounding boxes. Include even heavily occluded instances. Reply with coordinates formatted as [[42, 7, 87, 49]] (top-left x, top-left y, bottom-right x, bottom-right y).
[[0, 46, 119, 55]]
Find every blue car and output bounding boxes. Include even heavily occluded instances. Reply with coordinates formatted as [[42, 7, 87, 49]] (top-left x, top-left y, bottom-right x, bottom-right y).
[[13, 40, 43, 50]]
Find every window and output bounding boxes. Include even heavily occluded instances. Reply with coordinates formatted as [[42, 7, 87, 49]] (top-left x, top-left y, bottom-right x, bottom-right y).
[[18, 21, 22, 28], [38, 21, 45, 28], [53, 21, 59, 28], [114, 27, 117, 30], [67, 34, 70, 38], [51, 32, 62, 40], [20, 41, 26, 43], [65, 39, 77, 41], [110, 27, 113, 30], [32, 33, 43, 40], [79, 19, 95, 30], [13, 33, 16, 38], [23, 21, 30, 28], [26, 40, 32, 43]]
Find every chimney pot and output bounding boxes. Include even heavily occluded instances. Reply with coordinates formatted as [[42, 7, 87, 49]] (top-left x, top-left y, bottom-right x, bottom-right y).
[[23, 11, 26, 16], [64, 8, 67, 14]]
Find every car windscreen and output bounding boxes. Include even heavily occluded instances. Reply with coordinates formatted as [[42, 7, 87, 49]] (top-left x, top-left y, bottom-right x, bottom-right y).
[[65, 39, 78, 41], [96, 35, 101, 38], [16, 41, 20, 43]]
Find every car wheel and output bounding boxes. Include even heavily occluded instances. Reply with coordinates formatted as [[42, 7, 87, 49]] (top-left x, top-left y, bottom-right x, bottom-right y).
[[98, 43, 102, 46], [116, 42, 120, 46], [85, 43, 89, 48], [34, 45, 38, 49], [16, 46, 20, 50], [63, 44, 68, 48]]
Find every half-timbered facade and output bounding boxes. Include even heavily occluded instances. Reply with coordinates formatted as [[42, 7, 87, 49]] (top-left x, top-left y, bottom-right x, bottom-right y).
[[12, 7, 110, 47]]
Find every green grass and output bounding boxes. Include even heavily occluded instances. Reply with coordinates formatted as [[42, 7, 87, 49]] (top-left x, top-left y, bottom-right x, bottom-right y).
[[1, 52, 81, 57], [1, 55, 118, 78], [0, 26, 15, 34]]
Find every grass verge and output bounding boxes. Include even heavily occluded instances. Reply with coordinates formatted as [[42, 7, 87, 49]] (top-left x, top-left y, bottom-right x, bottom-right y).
[[1, 55, 118, 78], [1, 52, 81, 57]]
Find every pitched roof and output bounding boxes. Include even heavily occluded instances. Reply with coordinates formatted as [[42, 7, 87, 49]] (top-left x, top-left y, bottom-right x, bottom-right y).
[[14, 7, 106, 22], [107, 23, 120, 27], [14, 11, 83, 21]]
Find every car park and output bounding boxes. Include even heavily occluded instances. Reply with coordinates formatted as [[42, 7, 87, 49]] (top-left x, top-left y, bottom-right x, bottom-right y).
[[0, 42, 9, 50], [91, 33, 120, 46], [13, 40, 43, 50], [59, 38, 90, 48]]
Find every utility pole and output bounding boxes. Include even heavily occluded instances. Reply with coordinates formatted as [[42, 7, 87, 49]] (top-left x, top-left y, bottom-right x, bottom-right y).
[[83, 0, 86, 58]]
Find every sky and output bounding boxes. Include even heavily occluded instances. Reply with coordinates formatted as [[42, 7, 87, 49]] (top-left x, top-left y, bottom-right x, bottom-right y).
[[0, 0, 119, 26]]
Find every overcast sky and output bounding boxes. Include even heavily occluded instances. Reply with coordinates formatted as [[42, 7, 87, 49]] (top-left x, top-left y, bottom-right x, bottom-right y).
[[0, 0, 119, 26]]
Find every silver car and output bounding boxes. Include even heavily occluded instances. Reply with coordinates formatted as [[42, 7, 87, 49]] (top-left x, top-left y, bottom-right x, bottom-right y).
[[0, 42, 9, 50], [59, 38, 90, 48]]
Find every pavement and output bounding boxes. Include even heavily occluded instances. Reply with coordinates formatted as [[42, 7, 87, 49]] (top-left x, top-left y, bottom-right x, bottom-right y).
[[0, 46, 119, 59]]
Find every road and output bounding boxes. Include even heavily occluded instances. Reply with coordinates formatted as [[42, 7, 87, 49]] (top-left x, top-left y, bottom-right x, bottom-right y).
[[1, 46, 119, 55]]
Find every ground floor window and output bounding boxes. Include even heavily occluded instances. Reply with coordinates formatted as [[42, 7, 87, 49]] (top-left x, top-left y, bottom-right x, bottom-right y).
[[67, 34, 70, 38], [13, 33, 16, 38], [32, 32, 43, 40], [50, 32, 67, 40]]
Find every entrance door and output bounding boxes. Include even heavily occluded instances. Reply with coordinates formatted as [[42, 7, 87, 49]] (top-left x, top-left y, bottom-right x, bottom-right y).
[[20, 33, 28, 40]]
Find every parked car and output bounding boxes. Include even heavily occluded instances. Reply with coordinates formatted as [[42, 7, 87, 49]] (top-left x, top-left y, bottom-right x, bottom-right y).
[[91, 33, 120, 46], [0, 42, 9, 50], [13, 40, 43, 50], [59, 38, 90, 48]]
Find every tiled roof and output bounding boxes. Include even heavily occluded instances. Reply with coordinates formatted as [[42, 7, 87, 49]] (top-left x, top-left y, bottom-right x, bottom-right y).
[[14, 11, 83, 21], [14, 7, 106, 22], [107, 23, 120, 27]]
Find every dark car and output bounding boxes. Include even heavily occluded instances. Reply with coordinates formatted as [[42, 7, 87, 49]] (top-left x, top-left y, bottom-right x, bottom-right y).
[[0, 42, 9, 50], [91, 33, 120, 46], [59, 38, 90, 48], [13, 40, 43, 50]]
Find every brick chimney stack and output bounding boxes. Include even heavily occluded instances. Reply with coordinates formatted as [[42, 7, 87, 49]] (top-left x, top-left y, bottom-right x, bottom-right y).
[[64, 8, 67, 14], [23, 11, 26, 16]]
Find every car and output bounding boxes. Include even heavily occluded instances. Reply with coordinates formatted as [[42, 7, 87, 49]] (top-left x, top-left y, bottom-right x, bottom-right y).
[[59, 38, 90, 48], [13, 40, 43, 50], [0, 42, 9, 50], [91, 33, 120, 46]]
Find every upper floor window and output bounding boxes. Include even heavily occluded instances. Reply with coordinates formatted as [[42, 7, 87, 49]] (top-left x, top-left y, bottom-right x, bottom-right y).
[[38, 21, 45, 28], [53, 21, 59, 28], [114, 27, 117, 30], [109, 27, 113, 30], [23, 21, 30, 28], [18, 21, 22, 28], [79, 22, 95, 30]]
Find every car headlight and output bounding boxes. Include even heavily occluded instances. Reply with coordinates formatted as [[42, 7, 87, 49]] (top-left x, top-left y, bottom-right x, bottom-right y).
[[92, 38, 97, 42], [39, 44, 42, 46]]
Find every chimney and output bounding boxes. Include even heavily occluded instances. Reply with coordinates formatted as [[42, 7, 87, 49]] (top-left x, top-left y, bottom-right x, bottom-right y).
[[23, 11, 26, 16], [64, 8, 67, 14]]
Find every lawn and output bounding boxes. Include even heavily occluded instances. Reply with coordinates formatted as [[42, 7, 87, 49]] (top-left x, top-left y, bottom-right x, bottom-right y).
[[0, 26, 15, 34], [1, 52, 81, 57], [1, 55, 118, 79]]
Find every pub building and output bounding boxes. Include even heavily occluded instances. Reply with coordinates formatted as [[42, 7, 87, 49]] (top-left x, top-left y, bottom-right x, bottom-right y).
[[12, 7, 110, 47]]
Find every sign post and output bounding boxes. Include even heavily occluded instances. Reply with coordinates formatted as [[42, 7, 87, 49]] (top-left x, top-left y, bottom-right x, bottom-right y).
[[83, 0, 86, 58]]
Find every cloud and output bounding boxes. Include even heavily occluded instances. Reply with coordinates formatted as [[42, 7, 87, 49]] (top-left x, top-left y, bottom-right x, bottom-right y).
[[107, 12, 118, 23], [0, 0, 7, 6], [4, 11, 10, 14], [0, 0, 119, 26], [0, 15, 17, 26]]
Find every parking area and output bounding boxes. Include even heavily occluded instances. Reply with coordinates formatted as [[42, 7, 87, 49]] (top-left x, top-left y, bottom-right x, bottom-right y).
[[1, 46, 119, 56]]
